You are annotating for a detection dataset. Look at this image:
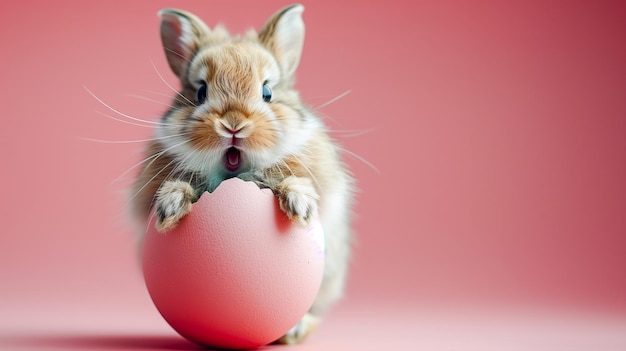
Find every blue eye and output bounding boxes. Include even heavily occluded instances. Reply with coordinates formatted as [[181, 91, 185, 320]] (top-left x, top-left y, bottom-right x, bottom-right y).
[[196, 81, 207, 104], [262, 83, 272, 103]]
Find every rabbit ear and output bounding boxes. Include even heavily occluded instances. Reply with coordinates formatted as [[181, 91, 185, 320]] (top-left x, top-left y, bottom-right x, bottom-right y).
[[159, 9, 211, 77], [259, 4, 305, 78]]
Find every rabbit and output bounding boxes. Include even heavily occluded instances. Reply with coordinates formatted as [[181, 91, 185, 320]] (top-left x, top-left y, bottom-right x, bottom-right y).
[[130, 4, 355, 344]]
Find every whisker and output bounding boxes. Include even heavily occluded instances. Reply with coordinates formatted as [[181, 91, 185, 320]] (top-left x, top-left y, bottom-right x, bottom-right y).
[[115, 152, 163, 185], [327, 127, 377, 138], [160, 151, 200, 196], [145, 139, 187, 172], [336, 145, 380, 174], [94, 109, 184, 130], [302, 90, 353, 127], [315, 90, 351, 109], [149, 58, 195, 106], [94, 110, 160, 129], [79, 132, 190, 144], [120, 138, 192, 183], [84, 86, 165, 126], [127, 155, 181, 208], [140, 89, 183, 101], [144, 206, 158, 236], [126, 94, 175, 109], [164, 47, 194, 65]]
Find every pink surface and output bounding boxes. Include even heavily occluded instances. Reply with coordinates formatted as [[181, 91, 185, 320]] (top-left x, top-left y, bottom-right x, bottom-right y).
[[142, 179, 324, 349], [2, 0, 626, 350]]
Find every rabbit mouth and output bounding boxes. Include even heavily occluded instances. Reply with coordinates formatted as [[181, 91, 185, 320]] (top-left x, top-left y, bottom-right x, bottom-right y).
[[225, 147, 241, 172]]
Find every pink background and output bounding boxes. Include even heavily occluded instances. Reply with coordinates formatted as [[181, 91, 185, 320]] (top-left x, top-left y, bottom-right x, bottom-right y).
[[2, 0, 625, 349]]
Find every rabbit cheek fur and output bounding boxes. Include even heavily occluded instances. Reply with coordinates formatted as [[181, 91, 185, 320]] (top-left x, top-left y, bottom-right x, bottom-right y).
[[130, 4, 354, 344]]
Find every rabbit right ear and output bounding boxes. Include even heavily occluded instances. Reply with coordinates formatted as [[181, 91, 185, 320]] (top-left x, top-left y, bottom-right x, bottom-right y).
[[259, 4, 305, 79], [158, 9, 211, 78]]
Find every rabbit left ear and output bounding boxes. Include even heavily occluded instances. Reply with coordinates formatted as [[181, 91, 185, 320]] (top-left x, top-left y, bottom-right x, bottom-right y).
[[159, 9, 211, 78], [259, 4, 305, 78]]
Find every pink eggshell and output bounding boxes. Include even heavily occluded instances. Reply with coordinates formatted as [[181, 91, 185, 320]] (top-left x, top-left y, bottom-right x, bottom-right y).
[[142, 178, 325, 350]]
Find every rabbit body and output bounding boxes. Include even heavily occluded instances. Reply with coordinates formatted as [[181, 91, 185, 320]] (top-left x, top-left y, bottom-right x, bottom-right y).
[[131, 4, 354, 344]]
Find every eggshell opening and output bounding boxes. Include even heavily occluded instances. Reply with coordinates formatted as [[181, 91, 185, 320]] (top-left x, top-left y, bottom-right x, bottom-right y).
[[142, 178, 325, 349]]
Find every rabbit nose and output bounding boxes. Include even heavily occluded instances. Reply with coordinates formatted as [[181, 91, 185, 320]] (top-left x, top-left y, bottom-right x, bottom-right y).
[[226, 126, 242, 135], [217, 119, 251, 139]]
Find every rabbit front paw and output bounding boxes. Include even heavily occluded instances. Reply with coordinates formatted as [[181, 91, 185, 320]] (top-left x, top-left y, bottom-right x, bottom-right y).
[[276, 176, 319, 226], [154, 180, 196, 232]]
